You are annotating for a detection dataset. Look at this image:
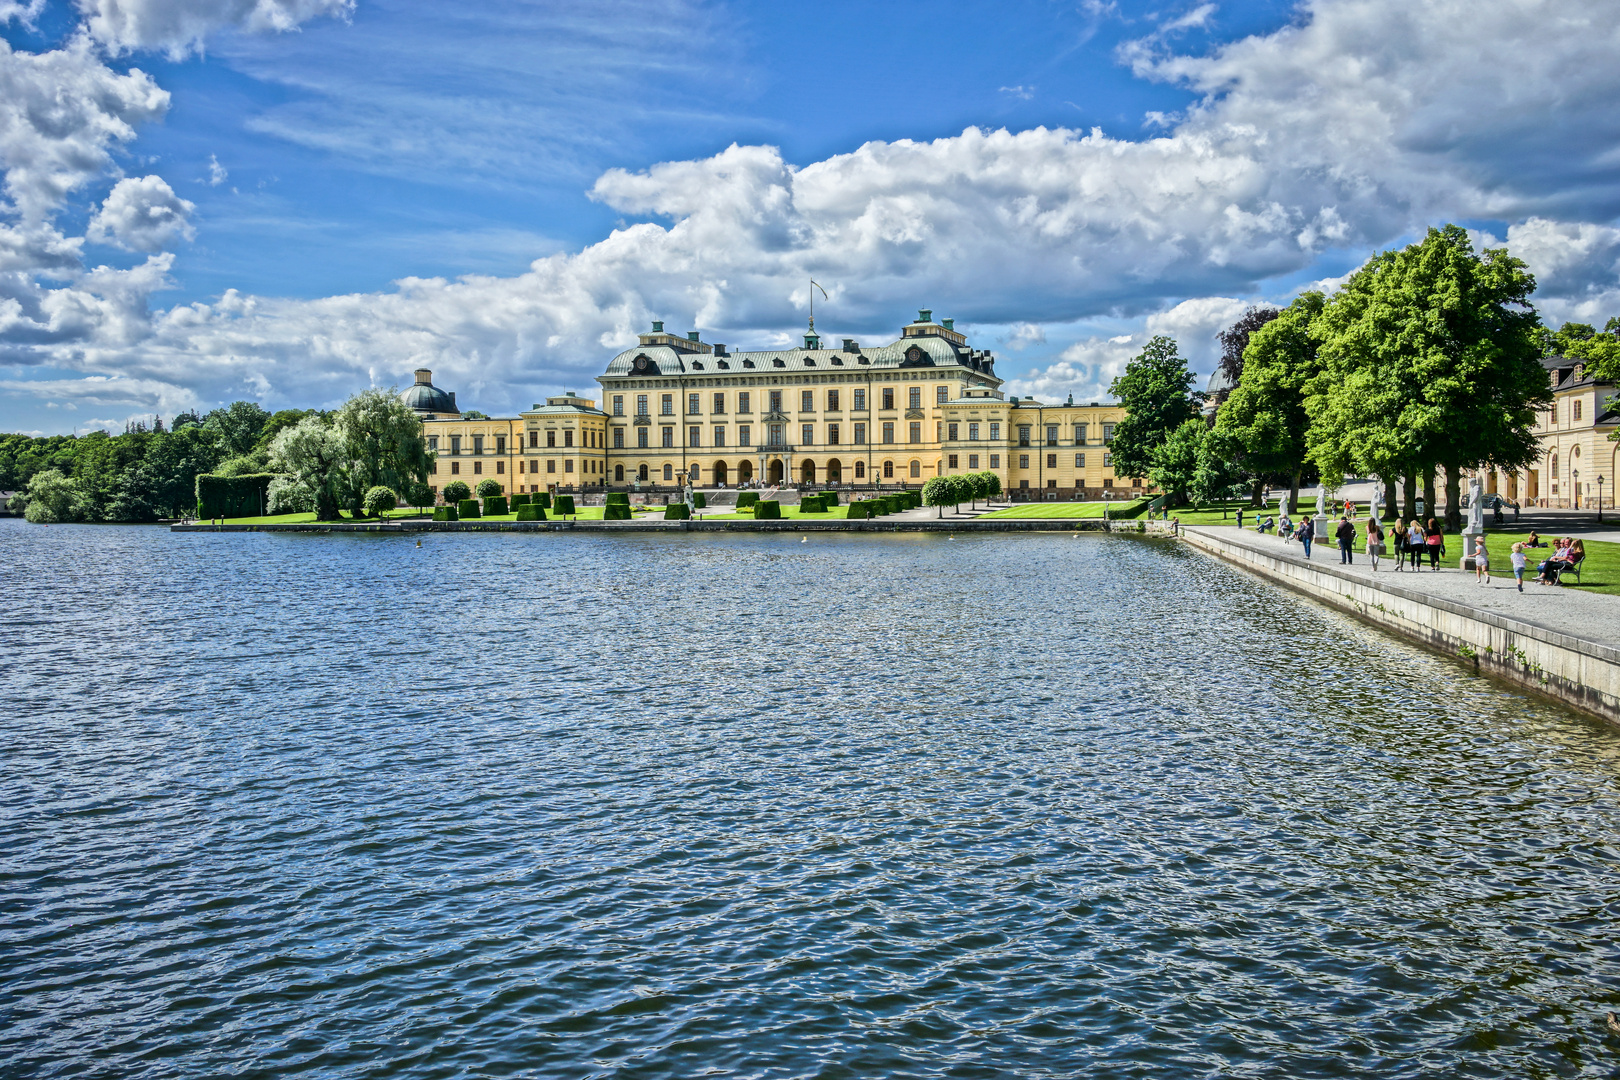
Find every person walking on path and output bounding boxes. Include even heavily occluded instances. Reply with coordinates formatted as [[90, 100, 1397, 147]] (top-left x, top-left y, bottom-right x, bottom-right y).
[[1367, 518, 1384, 571], [1336, 515, 1355, 564], [1511, 542, 1527, 591], [1425, 519, 1444, 571], [1474, 536, 1491, 586], [1237, 507, 1245, 531], [1297, 516, 1315, 559], [1390, 520, 1407, 571]]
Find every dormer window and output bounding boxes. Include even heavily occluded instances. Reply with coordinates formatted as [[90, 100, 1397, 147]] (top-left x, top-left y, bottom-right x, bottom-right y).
[[718, 360, 729, 369], [832, 357, 843, 365], [804, 357, 815, 366], [773, 357, 786, 368], [743, 359, 755, 368], [692, 361, 704, 371], [858, 357, 870, 364]]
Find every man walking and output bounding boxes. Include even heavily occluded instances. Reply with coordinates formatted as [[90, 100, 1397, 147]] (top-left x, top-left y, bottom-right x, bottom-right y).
[[1237, 507, 1245, 531], [1298, 516, 1315, 559], [1336, 515, 1355, 564]]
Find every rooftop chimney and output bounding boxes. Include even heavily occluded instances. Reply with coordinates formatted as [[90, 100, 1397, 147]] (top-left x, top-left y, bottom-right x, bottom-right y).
[[714, 344, 727, 356], [687, 331, 700, 342], [842, 338, 858, 352], [652, 320, 664, 332], [414, 368, 432, 385]]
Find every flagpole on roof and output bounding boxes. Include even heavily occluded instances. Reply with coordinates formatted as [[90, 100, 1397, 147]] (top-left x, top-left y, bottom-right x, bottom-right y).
[[809, 280, 828, 334]]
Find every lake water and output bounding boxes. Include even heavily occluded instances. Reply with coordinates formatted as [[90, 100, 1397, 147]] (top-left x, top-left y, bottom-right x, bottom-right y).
[[4, 517, 1620, 1078]]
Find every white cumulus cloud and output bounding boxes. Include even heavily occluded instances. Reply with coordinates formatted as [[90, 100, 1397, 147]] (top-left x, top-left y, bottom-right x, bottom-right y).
[[77, 0, 353, 57], [88, 174, 196, 251]]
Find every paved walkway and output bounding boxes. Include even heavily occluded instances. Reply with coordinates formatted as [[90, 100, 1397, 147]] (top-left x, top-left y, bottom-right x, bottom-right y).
[[1186, 525, 1620, 649]]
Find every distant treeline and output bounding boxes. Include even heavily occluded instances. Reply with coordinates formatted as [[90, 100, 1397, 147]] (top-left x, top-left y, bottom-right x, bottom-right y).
[[1, 403, 317, 521]]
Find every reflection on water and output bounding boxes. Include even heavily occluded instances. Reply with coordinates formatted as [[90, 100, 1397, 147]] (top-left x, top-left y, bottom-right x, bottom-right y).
[[3, 519, 1619, 1078]]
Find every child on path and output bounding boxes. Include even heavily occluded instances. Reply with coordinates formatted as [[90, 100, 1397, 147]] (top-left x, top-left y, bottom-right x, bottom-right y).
[[1475, 537, 1490, 585], [1511, 542, 1527, 592]]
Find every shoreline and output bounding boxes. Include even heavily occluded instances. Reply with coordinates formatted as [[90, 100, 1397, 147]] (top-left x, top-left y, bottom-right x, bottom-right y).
[[169, 517, 1175, 535]]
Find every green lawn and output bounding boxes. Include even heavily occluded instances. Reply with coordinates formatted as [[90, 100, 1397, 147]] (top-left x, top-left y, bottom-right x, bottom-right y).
[[702, 508, 845, 520], [980, 498, 1150, 519]]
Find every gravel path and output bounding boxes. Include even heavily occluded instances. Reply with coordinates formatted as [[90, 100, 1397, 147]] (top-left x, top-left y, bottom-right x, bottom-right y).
[[1187, 525, 1620, 650]]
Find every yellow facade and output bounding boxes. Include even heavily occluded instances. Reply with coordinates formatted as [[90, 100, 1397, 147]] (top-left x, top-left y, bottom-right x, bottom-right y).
[[1481, 357, 1617, 509], [420, 392, 609, 498]]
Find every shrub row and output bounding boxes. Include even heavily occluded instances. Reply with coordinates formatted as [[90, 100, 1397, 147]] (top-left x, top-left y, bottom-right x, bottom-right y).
[[516, 504, 547, 521], [736, 491, 760, 509], [799, 495, 826, 513], [511, 493, 530, 508], [195, 472, 275, 518], [818, 491, 840, 506]]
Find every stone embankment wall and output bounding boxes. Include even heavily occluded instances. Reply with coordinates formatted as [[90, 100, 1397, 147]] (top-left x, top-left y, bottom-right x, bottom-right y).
[[172, 518, 1177, 536], [1180, 528, 1620, 727]]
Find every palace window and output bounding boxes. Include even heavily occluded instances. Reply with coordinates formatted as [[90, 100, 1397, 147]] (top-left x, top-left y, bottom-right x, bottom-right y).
[[1046, 425, 1058, 446], [801, 390, 814, 412], [564, 431, 573, 448], [1575, 399, 1583, 421], [637, 394, 648, 416], [689, 426, 701, 447], [1074, 423, 1087, 443], [909, 387, 922, 409], [713, 392, 725, 414], [910, 460, 921, 478], [548, 431, 556, 447], [450, 462, 460, 475], [989, 422, 1000, 440], [882, 388, 895, 410], [855, 461, 866, 478], [854, 388, 866, 410], [637, 428, 649, 449], [613, 395, 624, 416], [473, 435, 484, 454], [948, 423, 959, 441], [801, 424, 814, 446], [968, 423, 979, 441], [739, 424, 752, 446], [689, 393, 701, 415], [828, 389, 840, 411], [661, 394, 674, 415], [427, 435, 439, 451], [1048, 479, 1057, 490], [714, 426, 726, 447], [937, 422, 943, 441], [881, 460, 894, 478], [854, 422, 866, 445], [948, 454, 958, 469], [1019, 454, 1030, 469], [547, 460, 556, 473], [1103, 423, 1116, 444], [664, 464, 674, 480], [990, 454, 1000, 468], [1103, 452, 1112, 467], [662, 427, 674, 448], [638, 464, 649, 481], [1047, 454, 1057, 468], [564, 460, 573, 472], [908, 422, 921, 444], [1018, 426, 1030, 447], [527, 431, 537, 448], [449, 435, 462, 454], [968, 454, 979, 469], [1076, 453, 1085, 467], [828, 424, 840, 445], [615, 464, 625, 481], [768, 390, 782, 412], [614, 428, 624, 449], [473, 462, 483, 475], [882, 422, 894, 444], [937, 386, 948, 405], [739, 392, 751, 413]]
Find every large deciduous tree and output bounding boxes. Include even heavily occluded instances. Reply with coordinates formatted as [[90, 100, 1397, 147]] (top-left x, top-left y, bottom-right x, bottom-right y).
[[1211, 293, 1323, 515], [268, 416, 349, 521], [1108, 336, 1201, 481], [334, 389, 434, 515], [1307, 225, 1548, 531], [1147, 419, 1204, 507], [1212, 306, 1281, 404]]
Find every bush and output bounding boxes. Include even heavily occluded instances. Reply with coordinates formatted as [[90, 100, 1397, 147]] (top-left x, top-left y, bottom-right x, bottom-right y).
[[664, 502, 691, 519], [21, 469, 85, 523], [534, 492, 553, 509], [819, 491, 840, 505], [845, 500, 875, 519], [605, 492, 630, 506], [476, 478, 503, 497], [516, 504, 547, 521], [692, 492, 707, 509], [510, 493, 530, 508], [604, 503, 632, 520], [196, 472, 276, 518], [553, 495, 575, 515], [408, 480, 435, 511], [799, 496, 825, 513], [433, 506, 458, 521], [737, 492, 759, 508], [754, 500, 781, 519], [482, 496, 508, 516], [458, 498, 481, 518], [364, 486, 398, 517], [442, 480, 471, 503]]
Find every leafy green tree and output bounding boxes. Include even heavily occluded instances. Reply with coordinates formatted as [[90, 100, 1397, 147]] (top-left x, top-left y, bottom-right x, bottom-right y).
[[1212, 292, 1324, 514], [981, 471, 1002, 500], [475, 477, 503, 497], [268, 416, 348, 520], [334, 389, 433, 515], [22, 469, 86, 523], [251, 409, 317, 458], [442, 480, 471, 503], [1191, 427, 1244, 508], [1308, 225, 1548, 531], [1109, 336, 1201, 480], [922, 475, 953, 517], [204, 401, 272, 458], [1212, 305, 1281, 404], [364, 486, 397, 518], [408, 480, 434, 512], [1148, 419, 1204, 507]]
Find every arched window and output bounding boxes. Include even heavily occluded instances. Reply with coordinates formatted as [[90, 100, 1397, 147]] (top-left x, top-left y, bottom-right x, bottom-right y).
[[614, 464, 624, 482], [910, 460, 921, 478], [638, 464, 649, 481], [883, 460, 894, 478], [663, 464, 674, 480], [689, 465, 700, 482], [854, 461, 866, 479]]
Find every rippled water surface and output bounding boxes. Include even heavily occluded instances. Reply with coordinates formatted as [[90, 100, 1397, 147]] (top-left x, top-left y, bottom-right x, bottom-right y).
[[4, 519, 1620, 1078]]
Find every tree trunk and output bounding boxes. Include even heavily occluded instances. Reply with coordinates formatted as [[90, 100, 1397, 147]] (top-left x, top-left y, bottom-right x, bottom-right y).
[[1444, 464, 1463, 533], [1403, 472, 1417, 521], [1382, 474, 1398, 520], [1422, 468, 1438, 527], [1249, 479, 1263, 507], [1288, 469, 1301, 516]]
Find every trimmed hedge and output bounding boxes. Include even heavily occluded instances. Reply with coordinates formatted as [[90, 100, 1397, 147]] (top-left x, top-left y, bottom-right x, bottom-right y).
[[799, 496, 825, 513], [483, 496, 508, 516], [664, 502, 691, 519], [737, 492, 759, 508], [533, 492, 553, 509], [692, 492, 707, 509], [604, 503, 632, 520], [196, 472, 275, 518], [845, 500, 876, 519], [553, 495, 575, 515], [605, 492, 630, 506], [818, 491, 840, 506], [753, 500, 781, 520], [516, 504, 547, 521], [510, 493, 530, 508], [433, 506, 458, 521], [458, 499, 481, 518]]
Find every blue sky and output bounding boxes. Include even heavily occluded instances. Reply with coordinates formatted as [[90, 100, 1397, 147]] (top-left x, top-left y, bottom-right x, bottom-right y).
[[3, 0, 1620, 432]]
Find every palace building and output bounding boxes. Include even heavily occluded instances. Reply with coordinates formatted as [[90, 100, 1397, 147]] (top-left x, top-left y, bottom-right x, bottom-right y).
[[408, 310, 1149, 499], [1478, 354, 1619, 509]]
